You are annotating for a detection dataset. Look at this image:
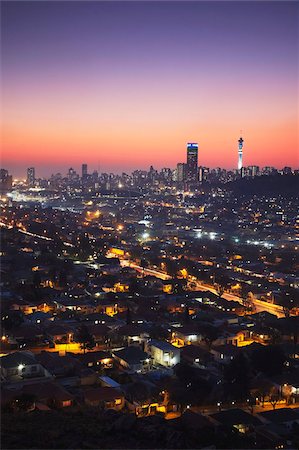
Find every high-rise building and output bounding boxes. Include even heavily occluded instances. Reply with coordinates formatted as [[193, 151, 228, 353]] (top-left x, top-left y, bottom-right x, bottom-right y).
[[177, 163, 187, 182], [82, 163, 88, 179], [27, 167, 35, 186], [187, 143, 198, 182], [199, 166, 209, 183], [0, 169, 13, 193], [238, 137, 244, 171], [247, 165, 260, 177]]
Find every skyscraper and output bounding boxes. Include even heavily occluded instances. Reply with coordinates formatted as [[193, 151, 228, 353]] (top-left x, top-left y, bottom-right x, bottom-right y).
[[238, 137, 244, 171], [0, 169, 12, 193], [186, 143, 198, 182], [177, 163, 187, 183], [27, 167, 35, 186], [82, 163, 88, 179]]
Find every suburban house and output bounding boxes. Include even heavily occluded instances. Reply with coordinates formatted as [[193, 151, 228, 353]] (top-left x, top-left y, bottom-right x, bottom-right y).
[[209, 408, 262, 434], [113, 346, 151, 373], [0, 351, 50, 382], [210, 344, 240, 364], [83, 387, 124, 410], [147, 339, 180, 368], [171, 326, 202, 347]]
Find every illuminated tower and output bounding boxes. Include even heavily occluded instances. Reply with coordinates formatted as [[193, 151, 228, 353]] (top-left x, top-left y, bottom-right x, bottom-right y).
[[238, 137, 244, 171], [187, 143, 198, 182]]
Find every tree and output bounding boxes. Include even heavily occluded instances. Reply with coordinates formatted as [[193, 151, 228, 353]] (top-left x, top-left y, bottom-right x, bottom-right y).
[[126, 307, 132, 325], [269, 387, 281, 410], [216, 285, 225, 298], [75, 325, 95, 354], [251, 377, 275, 407], [250, 345, 286, 376], [201, 325, 221, 349], [184, 305, 190, 323], [223, 353, 251, 402], [33, 271, 41, 288]]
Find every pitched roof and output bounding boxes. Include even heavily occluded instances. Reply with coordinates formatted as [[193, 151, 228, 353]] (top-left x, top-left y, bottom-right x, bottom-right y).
[[210, 408, 262, 426], [0, 351, 37, 369], [259, 408, 299, 424], [84, 387, 123, 402], [113, 346, 149, 365]]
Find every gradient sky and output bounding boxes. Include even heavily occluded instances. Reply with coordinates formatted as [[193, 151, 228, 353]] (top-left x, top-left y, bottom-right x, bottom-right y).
[[1, 1, 298, 177]]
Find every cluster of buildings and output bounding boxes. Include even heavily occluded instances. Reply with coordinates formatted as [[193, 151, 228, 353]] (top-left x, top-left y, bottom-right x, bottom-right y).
[[0, 140, 298, 448], [1, 138, 297, 196]]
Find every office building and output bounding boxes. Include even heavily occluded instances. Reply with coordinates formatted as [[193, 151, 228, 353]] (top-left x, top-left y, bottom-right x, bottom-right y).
[[0, 169, 13, 193], [176, 163, 187, 183], [27, 167, 35, 186], [187, 143, 198, 182], [82, 164, 88, 179]]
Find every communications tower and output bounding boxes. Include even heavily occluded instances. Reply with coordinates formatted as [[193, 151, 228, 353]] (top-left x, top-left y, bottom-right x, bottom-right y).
[[238, 136, 244, 171]]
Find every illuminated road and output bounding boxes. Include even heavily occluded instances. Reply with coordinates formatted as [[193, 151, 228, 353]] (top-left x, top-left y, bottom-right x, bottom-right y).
[[0, 221, 285, 318], [121, 260, 171, 280], [0, 221, 74, 247], [121, 260, 285, 318]]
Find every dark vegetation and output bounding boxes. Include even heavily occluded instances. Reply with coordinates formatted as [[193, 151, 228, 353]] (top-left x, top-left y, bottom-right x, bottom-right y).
[[227, 174, 299, 198], [1, 409, 255, 449]]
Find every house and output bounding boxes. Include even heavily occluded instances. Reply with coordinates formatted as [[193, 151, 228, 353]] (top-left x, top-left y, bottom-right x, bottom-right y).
[[72, 350, 113, 369], [181, 344, 211, 368], [179, 409, 214, 431], [210, 344, 240, 364], [147, 339, 180, 368], [16, 381, 74, 408], [249, 326, 273, 345], [84, 387, 124, 410], [45, 323, 74, 344], [123, 380, 168, 417], [0, 351, 49, 382], [258, 408, 299, 428], [35, 351, 81, 378], [113, 346, 151, 373], [8, 324, 46, 348], [116, 324, 150, 347], [1, 381, 74, 410], [171, 325, 202, 347], [85, 323, 110, 346], [209, 408, 262, 434]]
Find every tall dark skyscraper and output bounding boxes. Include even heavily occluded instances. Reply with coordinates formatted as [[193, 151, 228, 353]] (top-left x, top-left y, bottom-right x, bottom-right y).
[[27, 167, 35, 186], [186, 143, 198, 182], [82, 163, 88, 179]]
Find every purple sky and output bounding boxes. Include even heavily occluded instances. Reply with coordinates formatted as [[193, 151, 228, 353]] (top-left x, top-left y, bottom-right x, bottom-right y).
[[1, 1, 298, 177]]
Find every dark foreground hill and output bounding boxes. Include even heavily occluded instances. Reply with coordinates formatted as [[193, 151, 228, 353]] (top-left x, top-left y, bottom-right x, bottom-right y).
[[2, 408, 254, 449]]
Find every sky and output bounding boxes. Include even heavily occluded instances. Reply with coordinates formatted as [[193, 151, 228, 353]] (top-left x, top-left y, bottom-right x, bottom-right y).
[[1, 1, 298, 177]]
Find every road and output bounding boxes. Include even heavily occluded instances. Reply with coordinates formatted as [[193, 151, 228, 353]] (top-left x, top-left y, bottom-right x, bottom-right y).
[[0, 220, 285, 318], [0, 221, 74, 247], [121, 260, 285, 318]]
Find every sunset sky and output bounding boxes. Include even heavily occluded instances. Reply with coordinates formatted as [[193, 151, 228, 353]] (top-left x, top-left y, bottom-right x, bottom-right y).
[[1, 1, 298, 177]]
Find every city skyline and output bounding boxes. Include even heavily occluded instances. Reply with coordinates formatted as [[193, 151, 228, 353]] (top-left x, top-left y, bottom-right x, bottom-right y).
[[1, 1, 298, 177]]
